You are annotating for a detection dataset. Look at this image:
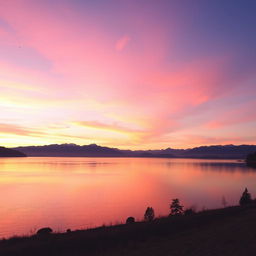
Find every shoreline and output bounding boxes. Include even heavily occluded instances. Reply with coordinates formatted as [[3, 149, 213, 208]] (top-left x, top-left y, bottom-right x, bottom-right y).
[[1, 204, 256, 255]]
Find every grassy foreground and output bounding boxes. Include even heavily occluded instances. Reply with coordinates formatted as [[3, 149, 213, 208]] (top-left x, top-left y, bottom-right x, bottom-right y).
[[1, 205, 256, 256]]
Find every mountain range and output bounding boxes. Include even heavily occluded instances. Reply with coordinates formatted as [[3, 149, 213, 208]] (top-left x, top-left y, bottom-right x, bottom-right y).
[[12, 144, 256, 159]]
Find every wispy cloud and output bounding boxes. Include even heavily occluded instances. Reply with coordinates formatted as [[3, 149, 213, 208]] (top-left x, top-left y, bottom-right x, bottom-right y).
[[73, 120, 141, 134], [115, 35, 131, 51], [0, 123, 44, 137], [0, 0, 255, 148]]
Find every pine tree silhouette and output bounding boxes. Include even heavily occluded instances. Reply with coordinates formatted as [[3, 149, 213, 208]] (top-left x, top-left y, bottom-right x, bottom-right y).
[[170, 199, 184, 216], [144, 207, 155, 221]]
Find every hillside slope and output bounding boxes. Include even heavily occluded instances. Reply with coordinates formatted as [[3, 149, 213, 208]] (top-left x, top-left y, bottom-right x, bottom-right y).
[[1, 205, 256, 256], [0, 147, 26, 157]]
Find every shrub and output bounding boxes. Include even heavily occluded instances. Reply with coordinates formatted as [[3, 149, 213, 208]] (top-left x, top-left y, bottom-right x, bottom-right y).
[[184, 208, 196, 216], [126, 217, 135, 224]]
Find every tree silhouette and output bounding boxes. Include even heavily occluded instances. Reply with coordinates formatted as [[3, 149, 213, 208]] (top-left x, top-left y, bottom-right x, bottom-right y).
[[246, 152, 256, 167], [170, 199, 184, 216], [239, 188, 252, 206], [144, 207, 155, 222]]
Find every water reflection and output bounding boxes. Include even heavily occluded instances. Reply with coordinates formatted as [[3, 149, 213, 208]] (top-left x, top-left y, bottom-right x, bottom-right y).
[[163, 159, 254, 172], [0, 157, 255, 238]]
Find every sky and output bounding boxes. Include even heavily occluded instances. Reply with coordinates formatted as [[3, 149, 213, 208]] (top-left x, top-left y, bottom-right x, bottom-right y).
[[0, 0, 256, 149]]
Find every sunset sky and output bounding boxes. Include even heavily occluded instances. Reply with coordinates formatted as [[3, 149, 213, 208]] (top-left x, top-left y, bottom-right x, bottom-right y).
[[0, 0, 256, 149]]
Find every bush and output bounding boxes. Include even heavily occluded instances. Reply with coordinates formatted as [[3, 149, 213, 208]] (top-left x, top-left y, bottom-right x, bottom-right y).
[[126, 217, 135, 224], [184, 208, 196, 216]]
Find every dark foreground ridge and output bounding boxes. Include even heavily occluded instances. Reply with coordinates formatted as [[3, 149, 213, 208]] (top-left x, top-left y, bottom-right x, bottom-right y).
[[2, 204, 256, 256], [13, 143, 256, 159], [0, 147, 26, 157]]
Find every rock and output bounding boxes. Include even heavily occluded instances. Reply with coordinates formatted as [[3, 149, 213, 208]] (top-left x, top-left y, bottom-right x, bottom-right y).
[[36, 227, 53, 235]]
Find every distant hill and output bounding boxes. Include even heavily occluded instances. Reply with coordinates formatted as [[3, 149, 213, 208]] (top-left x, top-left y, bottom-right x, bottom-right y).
[[181, 145, 256, 159], [0, 146, 26, 157], [13, 144, 256, 159], [13, 144, 124, 157]]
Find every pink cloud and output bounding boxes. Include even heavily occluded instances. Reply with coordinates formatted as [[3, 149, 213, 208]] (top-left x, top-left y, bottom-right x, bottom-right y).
[[205, 101, 256, 129], [0, 123, 45, 137], [0, 1, 255, 148], [115, 35, 131, 51]]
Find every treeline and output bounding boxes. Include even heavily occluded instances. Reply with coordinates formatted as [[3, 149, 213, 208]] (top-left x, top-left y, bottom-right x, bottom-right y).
[[126, 188, 255, 224]]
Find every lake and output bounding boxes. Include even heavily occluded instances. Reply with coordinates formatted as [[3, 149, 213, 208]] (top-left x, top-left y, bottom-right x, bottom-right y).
[[0, 157, 255, 238]]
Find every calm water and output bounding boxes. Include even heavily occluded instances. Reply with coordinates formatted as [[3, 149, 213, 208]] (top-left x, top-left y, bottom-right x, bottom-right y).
[[0, 157, 255, 238]]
